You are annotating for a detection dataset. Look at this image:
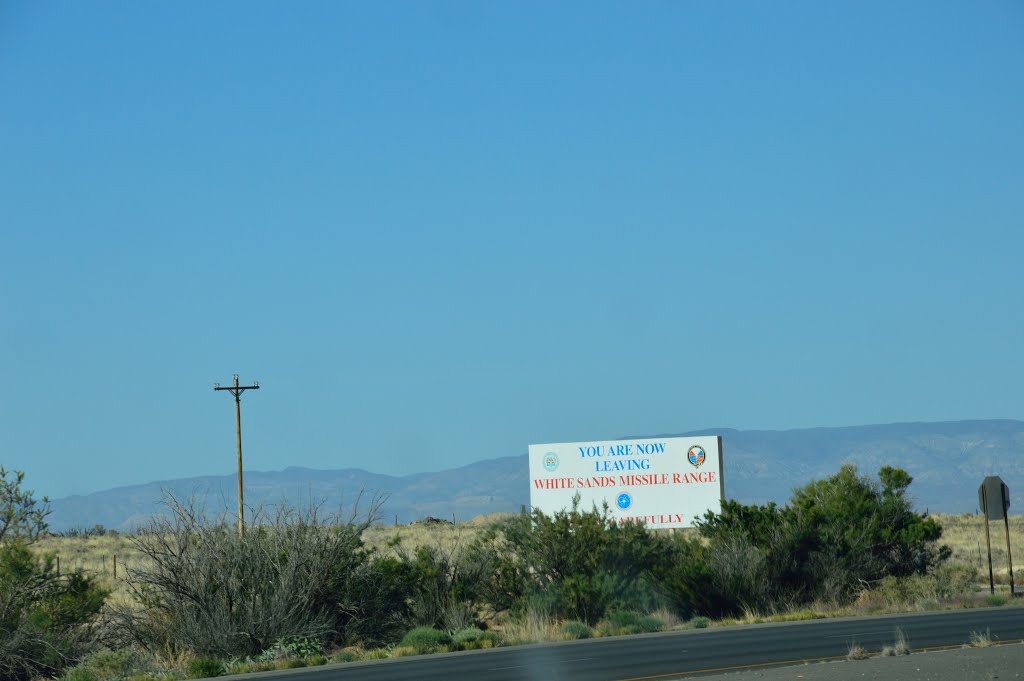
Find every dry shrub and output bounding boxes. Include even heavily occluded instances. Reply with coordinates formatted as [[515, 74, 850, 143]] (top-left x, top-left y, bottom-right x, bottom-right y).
[[968, 629, 993, 648], [846, 642, 870, 660], [109, 493, 379, 658]]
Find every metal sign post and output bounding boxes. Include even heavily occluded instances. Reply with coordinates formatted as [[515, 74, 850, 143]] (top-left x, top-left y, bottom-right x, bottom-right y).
[[978, 476, 1013, 596], [981, 485, 994, 594], [1005, 511, 1016, 596]]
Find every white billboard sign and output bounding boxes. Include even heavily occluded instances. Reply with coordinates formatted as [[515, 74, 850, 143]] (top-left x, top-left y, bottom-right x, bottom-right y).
[[528, 435, 724, 529]]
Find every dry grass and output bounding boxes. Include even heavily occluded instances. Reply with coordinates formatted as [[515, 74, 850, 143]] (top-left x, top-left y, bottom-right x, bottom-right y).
[[879, 627, 911, 656], [33, 516, 501, 607], [648, 607, 684, 630], [846, 642, 870, 660], [968, 629, 993, 648], [34, 533, 145, 606], [362, 520, 489, 556], [933, 513, 1024, 584], [501, 607, 560, 644]]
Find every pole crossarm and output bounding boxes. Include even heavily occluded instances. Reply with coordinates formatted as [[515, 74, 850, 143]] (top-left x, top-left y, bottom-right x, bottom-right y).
[[214, 380, 260, 396]]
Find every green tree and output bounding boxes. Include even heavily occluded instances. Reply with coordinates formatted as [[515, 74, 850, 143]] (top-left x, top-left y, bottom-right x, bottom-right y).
[[0, 471, 107, 681], [786, 463, 948, 595], [685, 464, 950, 613], [0, 467, 50, 544]]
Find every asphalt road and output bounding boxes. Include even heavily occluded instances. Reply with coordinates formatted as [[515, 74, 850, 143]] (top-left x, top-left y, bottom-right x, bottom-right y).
[[240, 606, 1024, 681]]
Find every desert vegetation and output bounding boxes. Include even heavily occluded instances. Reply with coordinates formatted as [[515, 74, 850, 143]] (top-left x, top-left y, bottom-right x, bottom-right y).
[[3, 463, 1021, 681]]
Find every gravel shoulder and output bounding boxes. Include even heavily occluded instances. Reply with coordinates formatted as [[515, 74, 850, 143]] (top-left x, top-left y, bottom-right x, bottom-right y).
[[692, 642, 1024, 680]]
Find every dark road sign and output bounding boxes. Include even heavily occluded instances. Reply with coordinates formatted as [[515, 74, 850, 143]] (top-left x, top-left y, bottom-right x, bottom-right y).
[[979, 476, 1010, 520]]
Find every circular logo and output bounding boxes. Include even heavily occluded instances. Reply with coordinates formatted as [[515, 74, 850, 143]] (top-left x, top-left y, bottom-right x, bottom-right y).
[[616, 492, 632, 510], [542, 451, 560, 472], [687, 445, 706, 469]]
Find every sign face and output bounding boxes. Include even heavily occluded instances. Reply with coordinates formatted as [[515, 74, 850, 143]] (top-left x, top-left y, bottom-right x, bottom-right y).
[[528, 435, 724, 529], [979, 476, 1010, 521]]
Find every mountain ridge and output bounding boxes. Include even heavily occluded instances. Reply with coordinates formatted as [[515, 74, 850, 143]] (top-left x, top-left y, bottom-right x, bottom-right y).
[[46, 419, 1024, 531]]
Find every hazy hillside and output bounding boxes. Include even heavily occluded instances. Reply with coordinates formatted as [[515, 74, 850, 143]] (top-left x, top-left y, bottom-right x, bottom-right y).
[[47, 420, 1024, 531]]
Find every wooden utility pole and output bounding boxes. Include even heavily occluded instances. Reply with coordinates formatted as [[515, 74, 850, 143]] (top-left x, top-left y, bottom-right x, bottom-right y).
[[214, 374, 260, 536]]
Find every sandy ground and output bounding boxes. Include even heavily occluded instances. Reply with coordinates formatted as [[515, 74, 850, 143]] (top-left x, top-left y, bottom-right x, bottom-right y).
[[694, 642, 1024, 680]]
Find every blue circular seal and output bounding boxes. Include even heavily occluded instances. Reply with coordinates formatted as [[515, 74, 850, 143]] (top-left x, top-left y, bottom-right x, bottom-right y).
[[542, 452, 559, 472], [616, 492, 632, 511]]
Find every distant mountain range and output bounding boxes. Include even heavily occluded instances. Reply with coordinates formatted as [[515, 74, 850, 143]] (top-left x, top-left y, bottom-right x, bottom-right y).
[[47, 420, 1024, 531]]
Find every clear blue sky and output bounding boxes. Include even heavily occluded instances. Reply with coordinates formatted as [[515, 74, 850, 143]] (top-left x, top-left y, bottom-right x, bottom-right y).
[[2, 1, 1022, 500]]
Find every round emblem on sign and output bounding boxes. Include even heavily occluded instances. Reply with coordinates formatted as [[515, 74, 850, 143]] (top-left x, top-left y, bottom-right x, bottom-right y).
[[687, 445, 706, 469], [616, 492, 632, 510], [542, 452, 560, 472]]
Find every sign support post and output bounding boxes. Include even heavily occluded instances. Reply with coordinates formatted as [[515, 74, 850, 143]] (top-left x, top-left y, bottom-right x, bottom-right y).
[[982, 486, 995, 594], [1004, 512, 1016, 596], [978, 476, 1012, 597]]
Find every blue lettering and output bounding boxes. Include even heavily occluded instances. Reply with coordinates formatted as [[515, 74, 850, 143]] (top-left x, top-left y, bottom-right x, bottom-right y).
[[596, 458, 651, 471]]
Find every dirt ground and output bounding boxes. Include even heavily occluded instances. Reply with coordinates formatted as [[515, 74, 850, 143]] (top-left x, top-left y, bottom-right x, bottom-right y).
[[691, 642, 1024, 680]]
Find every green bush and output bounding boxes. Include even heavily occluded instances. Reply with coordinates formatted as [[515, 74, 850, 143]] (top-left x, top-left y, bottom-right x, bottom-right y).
[[0, 541, 109, 681], [399, 626, 452, 653], [451, 628, 501, 650], [599, 610, 658, 635], [473, 500, 664, 624], [1, 470, 108, 681], [934, 564, 977, 599], [560, 621, 593, 639], [60, 668, 98, 681], [691, 616, 711, 629], [636, 616, 664, 633], [339, 555, 416, 647], [985, 594, 1007, 607], [400, 542, 490, 631], [79, 649, 138, 680], [873, 574, 935, 606], [264, 636, 324, 659], [607, 611, 640, 629], [675, 465, 951, 616], [187, 658, 224, 678]]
